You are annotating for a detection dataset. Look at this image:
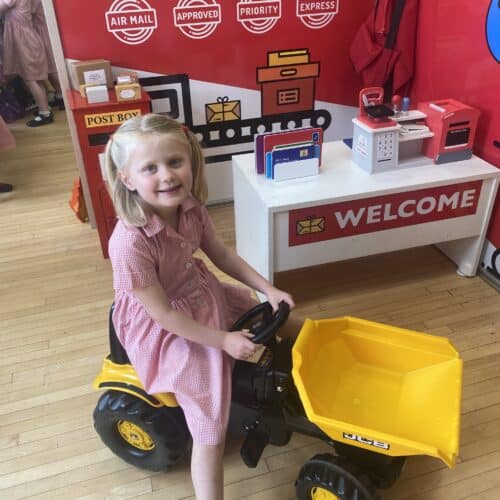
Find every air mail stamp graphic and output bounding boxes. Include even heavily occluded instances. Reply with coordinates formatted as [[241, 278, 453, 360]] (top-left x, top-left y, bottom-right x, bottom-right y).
[[173, 0, 222, 40], [105, 0, 158, 45], [237, 0, 282, 34], [296, 0, 339, 30]]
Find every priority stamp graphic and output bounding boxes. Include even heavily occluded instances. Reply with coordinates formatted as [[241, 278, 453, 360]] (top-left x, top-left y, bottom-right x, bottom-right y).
[[105, 0, 158, 45], [296, 0, 339, 30], [173, 0, 222, 40], [237, 0, 282, 34]]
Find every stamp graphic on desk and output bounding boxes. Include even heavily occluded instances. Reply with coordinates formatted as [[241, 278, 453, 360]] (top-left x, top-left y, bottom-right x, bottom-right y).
[[296, 216, 325, 235]]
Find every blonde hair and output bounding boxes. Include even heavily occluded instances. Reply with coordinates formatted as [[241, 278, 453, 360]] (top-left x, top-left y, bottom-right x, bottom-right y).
[[103, 113, 208, 227]]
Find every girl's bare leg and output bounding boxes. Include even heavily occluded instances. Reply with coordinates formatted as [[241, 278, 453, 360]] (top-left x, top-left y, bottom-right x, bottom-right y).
[[191, 441, 225, 500], [24, 80, 50, 113]]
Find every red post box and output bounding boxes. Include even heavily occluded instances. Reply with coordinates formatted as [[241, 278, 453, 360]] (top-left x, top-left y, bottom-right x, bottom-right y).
[[68, 89, 151, 257]]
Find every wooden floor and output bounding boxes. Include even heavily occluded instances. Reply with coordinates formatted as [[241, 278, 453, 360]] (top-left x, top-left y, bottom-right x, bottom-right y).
[[1, 110, 500, 500]]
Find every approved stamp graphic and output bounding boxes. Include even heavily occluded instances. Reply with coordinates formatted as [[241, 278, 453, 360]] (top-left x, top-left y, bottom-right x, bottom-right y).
[[296, 0, 339, 29], [236, 0, 282, 34], [105, 0, 158, 45], [173, 0, 222, 40]]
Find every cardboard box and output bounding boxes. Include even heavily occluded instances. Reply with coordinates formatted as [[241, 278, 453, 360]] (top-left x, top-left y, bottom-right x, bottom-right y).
[[116, 72, 138, 85], [71, 59, 113, 90], [115, 83, 141, 102]]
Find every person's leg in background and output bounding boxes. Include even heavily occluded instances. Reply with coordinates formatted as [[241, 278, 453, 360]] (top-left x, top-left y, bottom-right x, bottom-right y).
[[48, 73, 64, 109], [24, 79, 53, 127]]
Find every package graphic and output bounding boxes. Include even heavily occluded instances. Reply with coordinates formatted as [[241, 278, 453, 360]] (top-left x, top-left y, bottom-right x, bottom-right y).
[[205, 96, 241, 123], [296, 216, 326, 235], [257, 49, 320, 116]]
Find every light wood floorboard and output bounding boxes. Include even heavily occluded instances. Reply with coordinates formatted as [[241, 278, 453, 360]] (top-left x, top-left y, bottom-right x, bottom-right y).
[[1, 111, 499, 499]]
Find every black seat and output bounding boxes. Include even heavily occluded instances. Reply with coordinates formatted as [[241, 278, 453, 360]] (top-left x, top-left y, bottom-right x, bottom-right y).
[[108, 304, 130, 364]]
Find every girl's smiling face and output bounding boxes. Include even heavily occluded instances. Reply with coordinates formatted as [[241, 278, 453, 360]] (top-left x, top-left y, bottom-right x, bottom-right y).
[[119, 133, 193, 220]]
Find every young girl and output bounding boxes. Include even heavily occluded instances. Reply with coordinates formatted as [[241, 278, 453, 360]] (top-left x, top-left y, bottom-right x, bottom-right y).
[[104, 114, 298, 500], [31, 0, 63, 108], [0, 0, 53, 126]]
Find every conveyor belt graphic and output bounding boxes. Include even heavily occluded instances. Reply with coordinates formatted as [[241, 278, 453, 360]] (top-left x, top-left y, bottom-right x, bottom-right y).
[[139, 74, 332, 164]]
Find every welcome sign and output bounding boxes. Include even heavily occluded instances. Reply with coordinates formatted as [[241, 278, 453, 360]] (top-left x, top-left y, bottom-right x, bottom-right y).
[[289, 181, 482, 246]]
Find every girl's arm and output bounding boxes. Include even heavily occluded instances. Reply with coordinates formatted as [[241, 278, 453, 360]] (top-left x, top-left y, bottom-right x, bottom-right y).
[[202, 232, 295, 310], [132, 281, 258, 360]]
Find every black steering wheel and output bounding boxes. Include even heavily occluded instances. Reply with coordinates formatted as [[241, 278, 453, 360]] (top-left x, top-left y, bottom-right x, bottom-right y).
[[230, 301, 290, 345]]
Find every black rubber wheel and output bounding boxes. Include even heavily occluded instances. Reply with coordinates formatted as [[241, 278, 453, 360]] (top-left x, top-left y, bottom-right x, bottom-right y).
[[93, 390, 191, 471], [491, 249, 500, 278], [295, 453, 378, 500]]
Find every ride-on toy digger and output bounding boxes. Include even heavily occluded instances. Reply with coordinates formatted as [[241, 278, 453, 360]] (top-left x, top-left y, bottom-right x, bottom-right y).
[[93, 302, 463, 499]]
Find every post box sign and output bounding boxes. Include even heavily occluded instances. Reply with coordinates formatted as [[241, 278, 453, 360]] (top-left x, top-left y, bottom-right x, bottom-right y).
[[289, 181, 482, 246], [84, 109, 142, 128]]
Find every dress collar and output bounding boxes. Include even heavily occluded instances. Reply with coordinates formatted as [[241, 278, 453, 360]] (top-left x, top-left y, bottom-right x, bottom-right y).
[[143, 196, 198, 238]]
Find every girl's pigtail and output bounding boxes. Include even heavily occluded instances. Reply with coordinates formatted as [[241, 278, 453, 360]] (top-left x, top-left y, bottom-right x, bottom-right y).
[[183, 124, 208, 205], [104, 132, 147, 227]]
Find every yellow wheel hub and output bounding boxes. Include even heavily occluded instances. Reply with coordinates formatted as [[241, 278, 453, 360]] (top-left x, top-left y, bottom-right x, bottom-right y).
[[117, 420, 154, 451], [311, 486, 339, 500]]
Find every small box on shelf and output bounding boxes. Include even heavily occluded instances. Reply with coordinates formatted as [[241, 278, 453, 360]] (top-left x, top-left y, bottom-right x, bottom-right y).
[[71, 59, 113, 90], [86, 85, 109, 104], [114, 83, 141, 102]]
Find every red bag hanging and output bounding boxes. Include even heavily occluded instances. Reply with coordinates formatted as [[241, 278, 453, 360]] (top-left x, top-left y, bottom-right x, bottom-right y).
[[349, 0, 418, 95]]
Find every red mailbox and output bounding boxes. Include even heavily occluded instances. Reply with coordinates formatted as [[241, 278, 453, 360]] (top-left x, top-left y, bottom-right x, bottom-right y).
[[68, 89, 151, 257]]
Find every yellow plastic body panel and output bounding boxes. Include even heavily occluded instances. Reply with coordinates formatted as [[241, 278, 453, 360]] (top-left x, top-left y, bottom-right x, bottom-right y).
[[93, 357, 179, 408], [292, 317, 462, 467]]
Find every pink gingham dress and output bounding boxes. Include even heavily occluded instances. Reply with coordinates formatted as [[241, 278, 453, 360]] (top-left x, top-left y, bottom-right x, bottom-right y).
[[108, 197, 253, 445]]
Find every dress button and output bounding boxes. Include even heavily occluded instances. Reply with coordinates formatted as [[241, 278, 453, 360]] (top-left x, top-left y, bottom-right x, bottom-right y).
[[180, 242, 186, 248], [185, 261, 192, 269]]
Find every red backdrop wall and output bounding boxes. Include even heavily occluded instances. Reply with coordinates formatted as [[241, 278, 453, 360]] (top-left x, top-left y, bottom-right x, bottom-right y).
[[411, 0, 500, 248]]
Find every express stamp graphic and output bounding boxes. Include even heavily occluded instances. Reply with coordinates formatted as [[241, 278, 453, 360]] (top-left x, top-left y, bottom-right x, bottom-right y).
[[105, 0, 158, 45], [237, 0, 282, 34], [174, 0, 222, 40], [296, 0, 339, 29]]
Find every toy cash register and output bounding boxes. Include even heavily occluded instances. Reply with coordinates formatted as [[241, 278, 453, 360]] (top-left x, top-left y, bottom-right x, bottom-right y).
[[351, 87, 400, 174]]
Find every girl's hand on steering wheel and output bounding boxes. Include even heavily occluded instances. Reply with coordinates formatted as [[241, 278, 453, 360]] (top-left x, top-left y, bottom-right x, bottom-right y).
[[222, 331, 262, 360], [265, 286, 295, 312]]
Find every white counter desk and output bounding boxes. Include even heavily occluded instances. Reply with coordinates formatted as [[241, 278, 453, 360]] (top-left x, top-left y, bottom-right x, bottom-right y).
[[232, 141, 500, 288]]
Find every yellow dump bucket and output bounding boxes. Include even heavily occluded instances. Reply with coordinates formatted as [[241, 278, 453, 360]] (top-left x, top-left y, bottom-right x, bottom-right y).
[[292, 317, 462, 467]]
